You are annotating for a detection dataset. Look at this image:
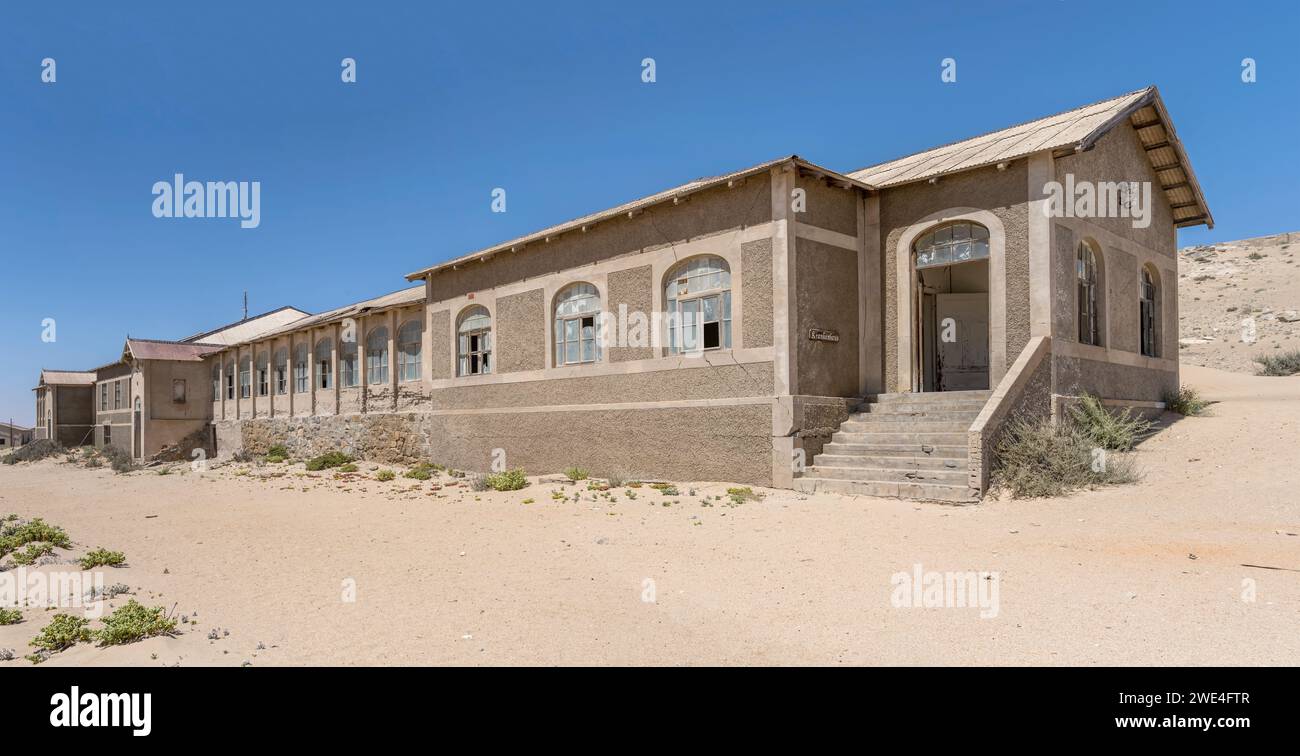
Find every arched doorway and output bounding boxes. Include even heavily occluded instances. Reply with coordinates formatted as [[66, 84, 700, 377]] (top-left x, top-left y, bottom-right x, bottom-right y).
[[913, 221, 991, 391]]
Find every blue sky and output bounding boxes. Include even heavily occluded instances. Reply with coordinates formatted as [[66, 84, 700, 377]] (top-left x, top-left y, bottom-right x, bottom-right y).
[[1, 0, 1296, 425]]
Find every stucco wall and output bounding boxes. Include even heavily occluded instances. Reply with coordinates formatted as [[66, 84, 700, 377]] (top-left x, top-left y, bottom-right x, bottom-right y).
[[496, 288, 546, 373], [795, 237, 859, 398], [606, 265, 654, 362], [741, 237, 773, 349], [216, 402, 776, 485], [1053, 354, 1176, 403], [795, 175, 858, 236]]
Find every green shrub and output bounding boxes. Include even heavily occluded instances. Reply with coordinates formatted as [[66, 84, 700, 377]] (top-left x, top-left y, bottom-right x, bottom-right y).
[[1254, 349, 1300, 376], [1, 518, 72, 551], [1164, 386, 1208, 416], [79, 548, 126, 570], [30, 614, 92, 653], [10, 542, 54, 566], [404, 463, 435, 480], [267, 444, 288, 457], [564, 467, 588, 482], [305, 451, 353, 471], [375, 469, 396, 482], [485, 468, 528, 491], [726, 486, 762, 505], [469, 474, 490, 492], [993, 416, 1139, 498], [605, 471, 626, 488], [2, 439, 62, 465], [1067, 394, 1153, 451], [337, 463, 358, 473], [93, 600, 178, 646], [0, 607, 23, 625]]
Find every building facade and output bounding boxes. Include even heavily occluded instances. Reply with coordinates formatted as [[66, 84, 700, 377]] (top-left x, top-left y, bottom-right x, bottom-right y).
[[133, 88, 1215, 500]]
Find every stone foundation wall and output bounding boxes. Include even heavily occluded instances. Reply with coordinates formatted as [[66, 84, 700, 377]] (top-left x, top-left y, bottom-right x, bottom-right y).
[[214, 402, 776, 485]]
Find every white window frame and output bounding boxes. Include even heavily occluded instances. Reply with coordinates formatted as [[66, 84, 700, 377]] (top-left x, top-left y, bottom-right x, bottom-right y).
[[397, 320, 422, 383], [554, 283, 601, 366], [366, 328, 390, 385], [457, 306, 492, 377], [666, 257, 732, 354], [316, 338, 333, 390]]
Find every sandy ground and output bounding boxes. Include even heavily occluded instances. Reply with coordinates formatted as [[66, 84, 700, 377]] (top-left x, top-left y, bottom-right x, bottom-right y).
[[1179, 230, 1300, 373], [1, 365, 1297, 666]]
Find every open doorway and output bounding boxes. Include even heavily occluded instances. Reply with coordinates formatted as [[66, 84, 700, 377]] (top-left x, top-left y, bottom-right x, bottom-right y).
[[913, 221, 991, 392]]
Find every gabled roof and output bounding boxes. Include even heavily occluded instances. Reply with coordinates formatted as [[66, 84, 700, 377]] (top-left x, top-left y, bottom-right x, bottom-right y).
[[405, 156, 872, 280], [177, 305, 311, 346], [37, 370, 96, 387], [124, 338, 223, 363], [847, 86, 1212, 228], [217, 284, 426, 350]]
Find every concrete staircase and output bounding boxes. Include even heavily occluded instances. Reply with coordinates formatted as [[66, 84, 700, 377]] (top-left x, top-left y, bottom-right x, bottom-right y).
[[795, 390, 991, 503]]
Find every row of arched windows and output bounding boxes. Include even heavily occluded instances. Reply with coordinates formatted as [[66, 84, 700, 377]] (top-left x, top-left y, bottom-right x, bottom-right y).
[[212, 320, 424, 400], [1076, 240, 1161, 358], [454, 255, 734, 377]]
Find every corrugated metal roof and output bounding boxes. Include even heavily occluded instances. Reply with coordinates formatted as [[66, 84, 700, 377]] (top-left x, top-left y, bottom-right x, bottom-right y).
[[404, 156, 871, 280], [178, 306, 312, 346], [39, 370, 96, 386], [214, 284, 426, 351], [126, 339, 223, 362], [847, 89, 1153, 186]]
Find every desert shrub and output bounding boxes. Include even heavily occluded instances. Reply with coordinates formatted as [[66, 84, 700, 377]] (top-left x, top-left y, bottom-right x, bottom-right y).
[[0, 608, 23, 625], [1164, 386, 1208, 416], [375, 469, 396, 482], [658, 485, 680, 496], [30, 613, 92, 653], [337, 462, 358, 473], [2, 439, 62, 465], [93, 600, 177, 646], [99, 445, 136, 473], [605, 471, 627, 488], [992, 416, 1139, 498], [1066, 394, 1152, 451], [1254, 349, 1300, 376], [86, 583, 131, 602], [564, 467, 588, 482], [485, 468, 528, 491], [10, 542, 54, 566], [726, 486, 762, 505], [404, 462, 435, 480], [469, 474, 490, 492], [1, 518, 72, 551], [305, 451, 353, 471], [79, 548, 126, 570], [267, 444, 288, 458]]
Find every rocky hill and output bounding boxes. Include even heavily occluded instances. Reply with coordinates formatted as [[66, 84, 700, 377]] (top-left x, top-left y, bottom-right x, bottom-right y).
[[1178, 231, 1300, 374]]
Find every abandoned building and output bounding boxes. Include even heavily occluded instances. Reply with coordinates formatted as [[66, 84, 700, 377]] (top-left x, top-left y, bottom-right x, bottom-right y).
[[32, 370, 97, 447], [47, 86, 1213, 501], [0, 421, 33, 450]]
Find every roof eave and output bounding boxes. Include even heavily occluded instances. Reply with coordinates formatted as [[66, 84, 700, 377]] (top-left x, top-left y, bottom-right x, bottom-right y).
[[403, 156, 874, 281]]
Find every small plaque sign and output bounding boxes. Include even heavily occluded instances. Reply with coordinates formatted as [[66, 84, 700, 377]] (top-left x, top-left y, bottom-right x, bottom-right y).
[[808, 328, 839, 343]]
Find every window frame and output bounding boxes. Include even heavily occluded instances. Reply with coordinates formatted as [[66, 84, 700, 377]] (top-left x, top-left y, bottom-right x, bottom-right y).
[[340, 338, 359, 388], [366, 327, 390, 385], [1077, 242, 1101, 347], [173, 378, 186, 404], [457, 306, 492, 377], [553, 283, 602, 367], [914, 221, 991, 270], [239, 356, 252, 399], [256, 351, 270, 397], [1140, 266, 1159, 358], [397, 320, 422, 383], [665, 256, 733, 355], [293, 344, 309, 393], [274, 348, 288, 395], [315, 337, 334, 390]]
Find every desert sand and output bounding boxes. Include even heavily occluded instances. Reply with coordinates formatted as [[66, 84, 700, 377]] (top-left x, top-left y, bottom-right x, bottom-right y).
[[1, 365, 1297, 666], [1179, 230, 1300, 374]]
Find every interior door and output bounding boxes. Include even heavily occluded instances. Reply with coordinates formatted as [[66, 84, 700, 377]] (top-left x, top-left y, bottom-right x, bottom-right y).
[[935, 293, 989, 390]]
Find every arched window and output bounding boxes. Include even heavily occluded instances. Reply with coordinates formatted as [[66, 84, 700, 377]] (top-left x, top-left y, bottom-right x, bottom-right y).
[[397, 320, 422, 382], [554, 283, 601, 366], [914, 221, 990, 269], [340, 337, 358, 388], [293, 343, 309, 393], [225, 360, 235, 400], [239, 355, 252, 399], [457, 306, 492, 376], [1077, 242, 1102, 346], [366, 327, 389, 384], [211, 362, 220, 402], [256, 351, 270, 397], [274, 348, 288, 395], [315, 337, 333, 389], [1140, 266, 1159, 358], [666, 256, 732, 354]]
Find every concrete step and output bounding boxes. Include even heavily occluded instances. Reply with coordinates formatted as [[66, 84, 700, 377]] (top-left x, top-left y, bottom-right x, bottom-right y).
[[794, 476, 979, 504], [867, 390, 991, 405], [821, 442, 968, 458], [814, 453, 967, 471], [840, 418, 972, 433], [849, 409, 982, 422], [855, 404, 986, 418], [805, 464, 969, 485], [831, 430, 967, 446]]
